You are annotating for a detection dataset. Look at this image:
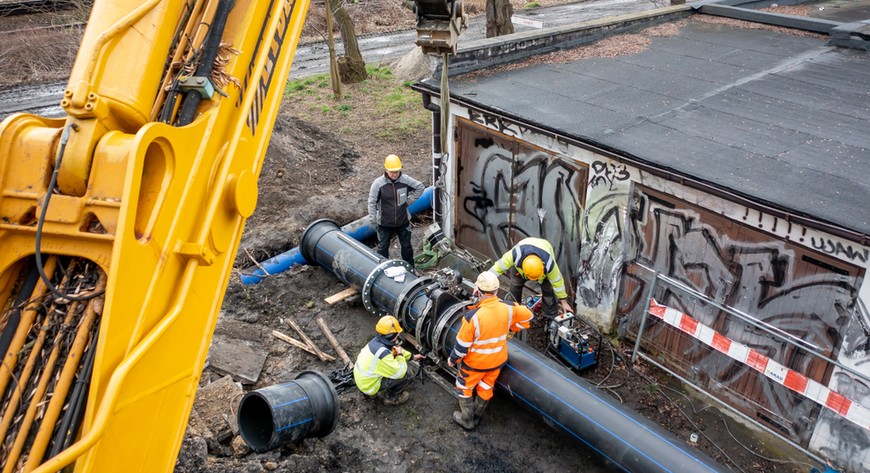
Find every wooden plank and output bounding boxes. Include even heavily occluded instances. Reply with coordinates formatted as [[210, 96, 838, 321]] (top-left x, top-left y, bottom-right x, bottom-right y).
[[272, 330, 336, 362], [287, 317, 332, 363], [315, 318, 353, 368], [324, 287, 357, 305]]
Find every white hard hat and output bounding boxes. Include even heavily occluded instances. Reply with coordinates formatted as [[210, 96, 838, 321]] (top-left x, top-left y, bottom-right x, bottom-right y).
[[475, 271, 500, 292]]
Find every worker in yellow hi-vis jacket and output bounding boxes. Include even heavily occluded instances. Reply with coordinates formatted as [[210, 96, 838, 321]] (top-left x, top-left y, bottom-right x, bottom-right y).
[[489, 237, 573, 319], [353, 315, 425, 406]]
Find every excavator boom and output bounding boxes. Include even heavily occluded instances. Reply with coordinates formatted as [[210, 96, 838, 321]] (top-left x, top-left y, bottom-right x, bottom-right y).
[[0, 0, 309, 470]]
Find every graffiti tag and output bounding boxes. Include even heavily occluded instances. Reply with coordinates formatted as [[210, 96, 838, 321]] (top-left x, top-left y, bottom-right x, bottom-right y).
[[810, 237, 869, 264], [590, 160, 630, 190]]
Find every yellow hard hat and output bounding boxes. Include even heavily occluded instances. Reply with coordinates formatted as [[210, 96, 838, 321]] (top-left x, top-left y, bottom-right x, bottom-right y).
[[384, 154, 402, 172], [375, 315, 403, 335], [475, 271, 500, 292], [521, 255, 544, 280]]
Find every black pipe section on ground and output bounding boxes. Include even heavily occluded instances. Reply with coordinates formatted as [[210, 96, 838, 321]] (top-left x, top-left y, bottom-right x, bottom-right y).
[[237, 371, 339, 452], [300, 219, 728, 473]]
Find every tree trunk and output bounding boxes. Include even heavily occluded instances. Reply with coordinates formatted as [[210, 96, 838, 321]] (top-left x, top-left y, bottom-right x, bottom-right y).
[[330, 0, 367, 83], [486, 0, 514, 38]]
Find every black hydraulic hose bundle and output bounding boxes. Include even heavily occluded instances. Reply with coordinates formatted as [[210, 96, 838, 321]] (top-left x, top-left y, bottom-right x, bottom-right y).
[[176, 0, 236, 126], [46, 325, 100, 460], [0, 258, 39, 368]]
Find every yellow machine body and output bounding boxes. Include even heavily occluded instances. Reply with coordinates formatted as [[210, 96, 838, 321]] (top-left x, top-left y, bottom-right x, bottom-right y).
[[0, 0, 310, 470]]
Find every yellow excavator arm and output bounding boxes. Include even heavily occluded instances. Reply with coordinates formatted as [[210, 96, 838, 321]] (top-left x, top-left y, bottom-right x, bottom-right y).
[[0, 0, 309, 470]]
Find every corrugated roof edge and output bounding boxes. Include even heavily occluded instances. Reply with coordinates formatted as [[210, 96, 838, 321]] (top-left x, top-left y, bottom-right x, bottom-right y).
[[409, 82, 870, 246]]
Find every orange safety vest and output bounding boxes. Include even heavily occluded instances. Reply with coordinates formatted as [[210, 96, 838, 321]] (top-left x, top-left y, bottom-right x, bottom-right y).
[[449, 295, 533, 370]]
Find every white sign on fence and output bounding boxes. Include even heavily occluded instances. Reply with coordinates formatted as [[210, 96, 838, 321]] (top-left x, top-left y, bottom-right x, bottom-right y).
[[511, 15, 544, 29]]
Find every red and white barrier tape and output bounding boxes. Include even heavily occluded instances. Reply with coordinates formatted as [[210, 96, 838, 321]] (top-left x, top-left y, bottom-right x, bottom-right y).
[[648, 299, 870, 430]]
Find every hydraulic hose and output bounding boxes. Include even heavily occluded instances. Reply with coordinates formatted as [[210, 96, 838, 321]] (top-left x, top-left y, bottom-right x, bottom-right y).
[[299, 220, 727, 473], [177, 0, 236, 125]]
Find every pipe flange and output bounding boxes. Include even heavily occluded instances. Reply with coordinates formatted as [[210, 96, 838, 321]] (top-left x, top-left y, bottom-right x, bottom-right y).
[[394, 276, 435, 331], [362, 259, 415, 316], [431, 301, 470, 360]]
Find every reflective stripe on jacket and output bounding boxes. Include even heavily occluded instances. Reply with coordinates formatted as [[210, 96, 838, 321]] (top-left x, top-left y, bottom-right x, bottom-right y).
[[353, 336, 412, 395], [449, 295, 533, 370], [490, 237, 568, 299]]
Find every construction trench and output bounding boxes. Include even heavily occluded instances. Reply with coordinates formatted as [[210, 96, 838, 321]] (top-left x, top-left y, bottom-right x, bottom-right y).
[[274, 218, 730, 473]]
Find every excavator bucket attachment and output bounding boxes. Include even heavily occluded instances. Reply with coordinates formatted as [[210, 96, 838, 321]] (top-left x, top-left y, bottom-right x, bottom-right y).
[[414, 0, 466, 55]]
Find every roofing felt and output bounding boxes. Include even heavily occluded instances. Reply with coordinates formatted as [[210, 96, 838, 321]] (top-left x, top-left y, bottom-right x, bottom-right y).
[[430, 18, 870, 237]]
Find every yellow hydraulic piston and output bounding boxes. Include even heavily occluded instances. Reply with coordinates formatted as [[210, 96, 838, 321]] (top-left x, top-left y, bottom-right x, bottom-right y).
[[0, 0, 310, 470]]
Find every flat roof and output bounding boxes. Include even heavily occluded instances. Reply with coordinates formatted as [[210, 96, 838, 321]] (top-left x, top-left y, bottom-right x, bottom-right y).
[[425, 15, 870, 237]]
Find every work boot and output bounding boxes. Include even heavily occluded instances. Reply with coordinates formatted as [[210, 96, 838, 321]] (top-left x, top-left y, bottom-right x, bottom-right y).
[[472, 397, 490, 427], [382, 391, 410, 406], [452, 397, 475, 430]]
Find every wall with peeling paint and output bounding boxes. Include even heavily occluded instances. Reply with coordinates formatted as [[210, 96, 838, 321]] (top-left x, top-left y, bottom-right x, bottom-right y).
[[442, 103, 870, 471]]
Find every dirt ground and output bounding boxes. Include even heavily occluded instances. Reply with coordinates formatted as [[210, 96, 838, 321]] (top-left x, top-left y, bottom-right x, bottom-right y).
[[0, 2, 829, 472]]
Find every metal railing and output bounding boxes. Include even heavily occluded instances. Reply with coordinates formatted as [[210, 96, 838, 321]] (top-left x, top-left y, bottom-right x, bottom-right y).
[[631, 263, 870, 388]]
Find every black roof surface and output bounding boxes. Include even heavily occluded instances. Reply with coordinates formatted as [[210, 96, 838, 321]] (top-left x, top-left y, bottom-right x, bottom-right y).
[[432, 18, 870, 237]]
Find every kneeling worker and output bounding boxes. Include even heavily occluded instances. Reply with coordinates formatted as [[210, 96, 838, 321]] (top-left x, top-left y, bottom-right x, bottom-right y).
[[448, 272, 533, 429], [354, 315, 425, 406]]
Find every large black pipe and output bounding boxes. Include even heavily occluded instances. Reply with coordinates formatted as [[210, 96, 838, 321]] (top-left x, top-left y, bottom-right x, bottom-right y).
[[300, 220, 726, 473]]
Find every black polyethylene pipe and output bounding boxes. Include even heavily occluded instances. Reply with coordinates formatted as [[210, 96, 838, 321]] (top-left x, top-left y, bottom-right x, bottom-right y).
[[301, 219, 431, 318], [500, 341, 725, 472], [299, 220, 727, 472], [237, 371, 339, 452]]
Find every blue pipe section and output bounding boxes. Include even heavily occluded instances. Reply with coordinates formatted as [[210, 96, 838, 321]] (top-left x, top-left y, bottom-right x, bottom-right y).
[[241, 186, 434, 284]]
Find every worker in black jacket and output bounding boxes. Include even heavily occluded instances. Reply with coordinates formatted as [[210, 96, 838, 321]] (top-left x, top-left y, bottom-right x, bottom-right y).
[[368, 154, 425, 268]]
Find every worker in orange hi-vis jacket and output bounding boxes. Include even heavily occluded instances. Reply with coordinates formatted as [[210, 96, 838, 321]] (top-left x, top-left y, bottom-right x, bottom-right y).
[[447, 271, 533, 430]]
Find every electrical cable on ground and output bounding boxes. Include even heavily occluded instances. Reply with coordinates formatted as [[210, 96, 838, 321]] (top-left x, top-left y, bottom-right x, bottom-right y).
[[718, 412, 815, 471], [633, 358, 818, 471], [628, 363, 746, 473]]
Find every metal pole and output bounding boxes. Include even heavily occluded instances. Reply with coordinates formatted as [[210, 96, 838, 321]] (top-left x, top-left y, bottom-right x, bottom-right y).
[[633, 273, 657, 365]]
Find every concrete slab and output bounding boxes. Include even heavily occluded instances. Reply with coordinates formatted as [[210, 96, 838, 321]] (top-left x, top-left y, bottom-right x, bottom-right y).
[[207, 336, 267, 385]]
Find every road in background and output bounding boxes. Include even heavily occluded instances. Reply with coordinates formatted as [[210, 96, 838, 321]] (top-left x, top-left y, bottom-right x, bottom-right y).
[[0, 0, 663, 118], [291, 0, 662, 77]]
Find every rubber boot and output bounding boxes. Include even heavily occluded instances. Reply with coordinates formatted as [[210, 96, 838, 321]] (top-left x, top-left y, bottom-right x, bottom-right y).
[[452, 397, 475, 430], [382, 391, 410, 406], [472, 397, 490, 427]]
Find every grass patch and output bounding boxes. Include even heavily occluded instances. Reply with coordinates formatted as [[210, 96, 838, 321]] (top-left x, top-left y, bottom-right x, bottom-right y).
[[523, 1, 542, 8], [284, 65, 429, 141]]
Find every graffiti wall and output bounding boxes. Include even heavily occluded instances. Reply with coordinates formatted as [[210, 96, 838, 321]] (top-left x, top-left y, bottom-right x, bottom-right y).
[[453, 118, 586, 296], [619, 186, 870, 468], [446, 103, 870, 470]]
